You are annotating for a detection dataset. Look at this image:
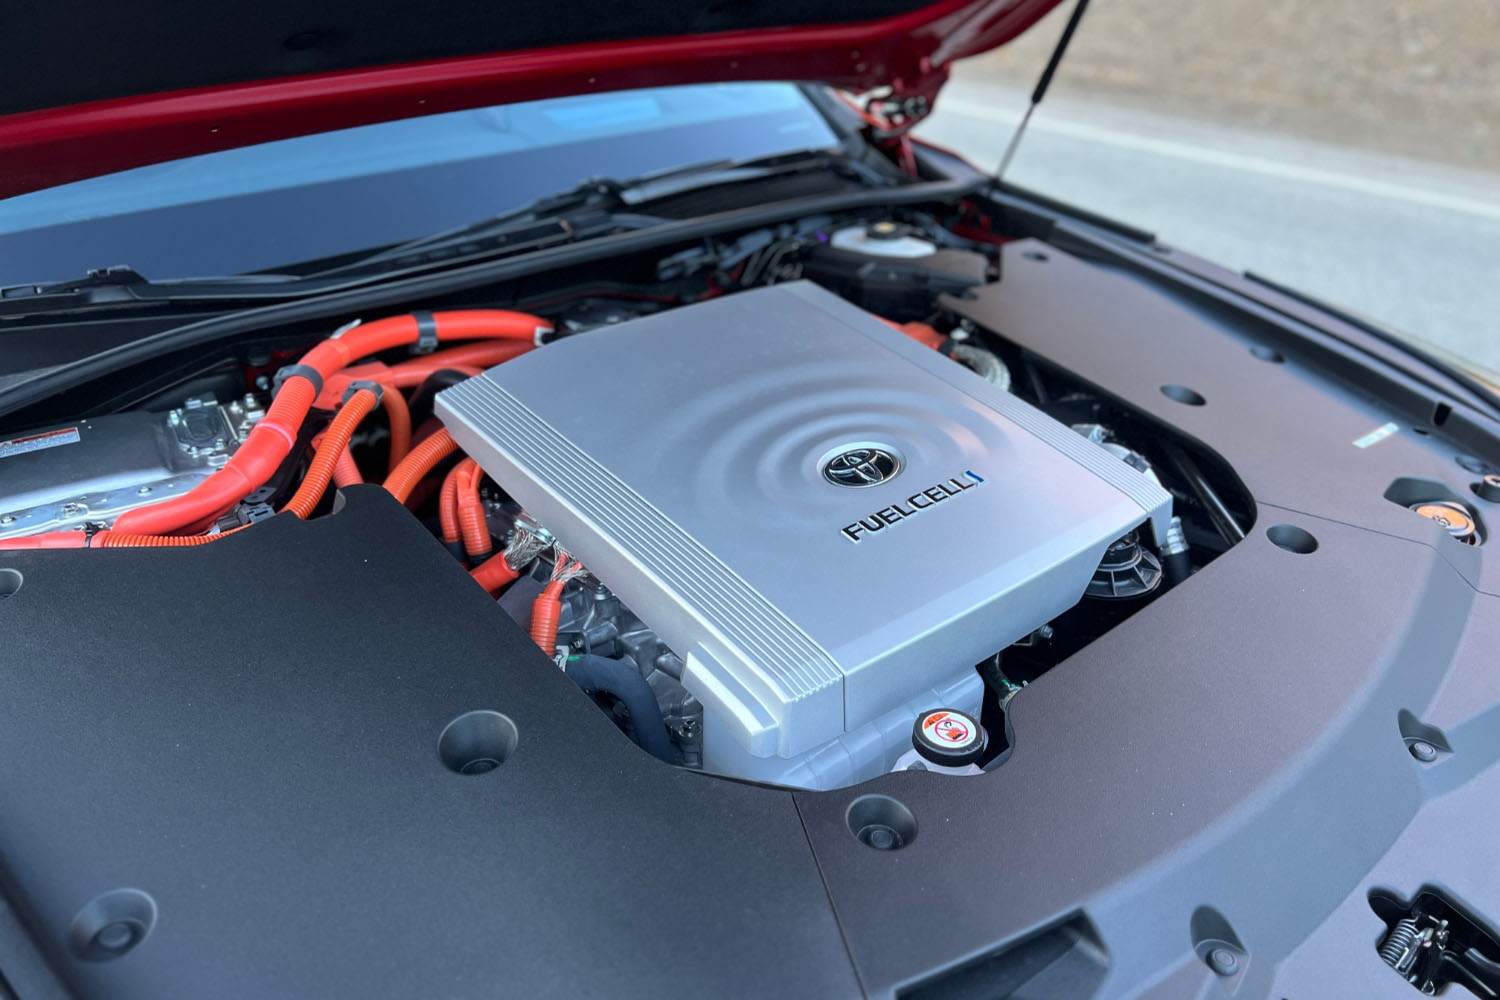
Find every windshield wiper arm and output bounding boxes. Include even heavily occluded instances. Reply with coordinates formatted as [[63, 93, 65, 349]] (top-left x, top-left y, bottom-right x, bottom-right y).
[[315, 148, 886, 276], [316, 179, 656, 276], [0, 266, 304, 309], [0, 206, 658, 316], [0, 148, 889, 317], [614, 148, 893, 205]]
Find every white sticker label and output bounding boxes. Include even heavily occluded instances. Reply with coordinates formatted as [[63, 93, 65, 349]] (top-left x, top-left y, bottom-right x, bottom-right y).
[[1353, 422, 1399, 449], [0, 426, 80, 459]]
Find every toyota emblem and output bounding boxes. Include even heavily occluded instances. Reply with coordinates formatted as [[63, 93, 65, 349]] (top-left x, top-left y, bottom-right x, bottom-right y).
[[822, 447, 901, 488]]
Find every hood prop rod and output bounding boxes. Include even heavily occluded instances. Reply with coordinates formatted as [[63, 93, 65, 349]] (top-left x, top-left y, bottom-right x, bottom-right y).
[[995, 0, 1093, 182]]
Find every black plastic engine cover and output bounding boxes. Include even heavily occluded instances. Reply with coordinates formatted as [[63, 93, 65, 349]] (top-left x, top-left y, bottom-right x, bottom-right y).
[[0, 487, 855, 999]]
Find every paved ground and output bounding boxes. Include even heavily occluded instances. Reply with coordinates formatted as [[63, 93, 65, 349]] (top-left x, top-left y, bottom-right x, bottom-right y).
[[964, 0, 1500, 172], [918, 69, 1500, 376]]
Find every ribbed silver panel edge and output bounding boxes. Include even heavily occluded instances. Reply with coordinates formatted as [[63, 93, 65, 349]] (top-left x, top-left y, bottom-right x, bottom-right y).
[[441, 376, 843, 703], [986, 388, 1173, 521]]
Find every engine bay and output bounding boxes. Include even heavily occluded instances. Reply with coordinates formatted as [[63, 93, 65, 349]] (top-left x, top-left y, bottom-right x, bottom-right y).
[[5, 188, 1500, 1000], [0, 208, 1256, 790]]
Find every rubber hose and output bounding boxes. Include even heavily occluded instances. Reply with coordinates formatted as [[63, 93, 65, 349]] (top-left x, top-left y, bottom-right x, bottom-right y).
[[389, 341, 531, 389], [282, 389, 379, 519], [471, 557, 520, 595], [438, 459, 472, 547], [457, 461, 493, 561], [1163, 550, 1192, 585], [332, 447, 363, 488], [114, 310, 546, 536], [93, 525, 248, 547], [529, 579, 566, 653], [405, 367, 478, 426], [381, 387, 412, 474], [110, 376, 317, 535], [382, 428, 457, 505], [564, 654, 676, 763]]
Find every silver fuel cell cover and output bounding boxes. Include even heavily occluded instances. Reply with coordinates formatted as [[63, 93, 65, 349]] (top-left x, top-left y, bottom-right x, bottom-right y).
[[437, 282, 1170, 761]]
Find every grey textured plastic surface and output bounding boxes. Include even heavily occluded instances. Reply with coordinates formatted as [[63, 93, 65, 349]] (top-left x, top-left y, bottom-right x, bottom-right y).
[[437, 282, 1169, 759]]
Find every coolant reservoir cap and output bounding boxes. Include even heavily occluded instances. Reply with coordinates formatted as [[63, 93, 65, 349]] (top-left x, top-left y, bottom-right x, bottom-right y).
[[1409, 500, 1479, 544], [912, 708, 986, 766]]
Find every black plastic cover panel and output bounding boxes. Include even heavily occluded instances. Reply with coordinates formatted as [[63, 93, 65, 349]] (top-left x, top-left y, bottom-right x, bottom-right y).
[[0, 488, 855, 999]]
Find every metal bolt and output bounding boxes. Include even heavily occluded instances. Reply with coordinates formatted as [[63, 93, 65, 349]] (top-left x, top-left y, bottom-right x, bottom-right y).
[[60, 502, 86, 517], [1036, 624, 1055, 640], [1207, 948, 1239, 976], [254, 375, 271, 392], [0, 515, 14, 525], [94, 922, 136, 952], [949, 327, 971, 342], [137, 485, 152, 495], [1409, 740, 1439, 763]]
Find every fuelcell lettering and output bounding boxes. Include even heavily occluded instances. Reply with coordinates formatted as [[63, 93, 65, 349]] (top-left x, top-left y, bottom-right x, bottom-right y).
[[840, 470, 985, 542]]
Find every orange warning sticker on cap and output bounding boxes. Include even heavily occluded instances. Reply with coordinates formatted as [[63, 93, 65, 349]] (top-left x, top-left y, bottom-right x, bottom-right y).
[[921, 710, 977, 749]]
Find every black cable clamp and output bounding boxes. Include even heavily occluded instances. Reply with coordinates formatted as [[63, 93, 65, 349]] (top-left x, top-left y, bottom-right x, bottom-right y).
[[272, 364, 324, 398], [410, 310, 439, 355], [341, 379, 385, 406]]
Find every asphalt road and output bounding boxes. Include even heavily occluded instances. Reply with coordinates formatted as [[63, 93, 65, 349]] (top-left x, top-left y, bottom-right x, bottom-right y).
[[918, 73, 1500, 376]]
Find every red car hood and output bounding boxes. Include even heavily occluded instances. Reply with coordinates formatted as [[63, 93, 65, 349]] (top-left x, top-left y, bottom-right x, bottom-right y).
[[0, 0, 1059, 200]]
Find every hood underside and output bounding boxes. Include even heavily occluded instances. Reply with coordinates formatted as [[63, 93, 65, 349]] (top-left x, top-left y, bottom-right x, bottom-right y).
[[0, 0, 1058, 200]]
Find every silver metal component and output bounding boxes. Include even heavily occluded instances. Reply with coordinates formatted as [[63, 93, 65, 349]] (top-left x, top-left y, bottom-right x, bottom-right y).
[[1379, 916, 1421, 971], [946, 343, 1010, 390], [0, 395, 264, 540], [438, 282, 1170, 784], [1206, 948, 1239, 976], [1073, 422, 1107, 444], [1072, 423, 1161, 486], [1409, 740, 1439, 763], [1162, 515, 1190, 558]]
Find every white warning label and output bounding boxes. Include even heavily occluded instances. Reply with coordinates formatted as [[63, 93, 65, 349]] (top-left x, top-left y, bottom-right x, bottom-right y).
[[0, 426, 81, 459]]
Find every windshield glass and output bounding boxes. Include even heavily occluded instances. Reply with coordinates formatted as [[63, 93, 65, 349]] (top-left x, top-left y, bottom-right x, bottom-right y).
[[0, 82, 839, 286], [919, 2, 1500, 383]]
